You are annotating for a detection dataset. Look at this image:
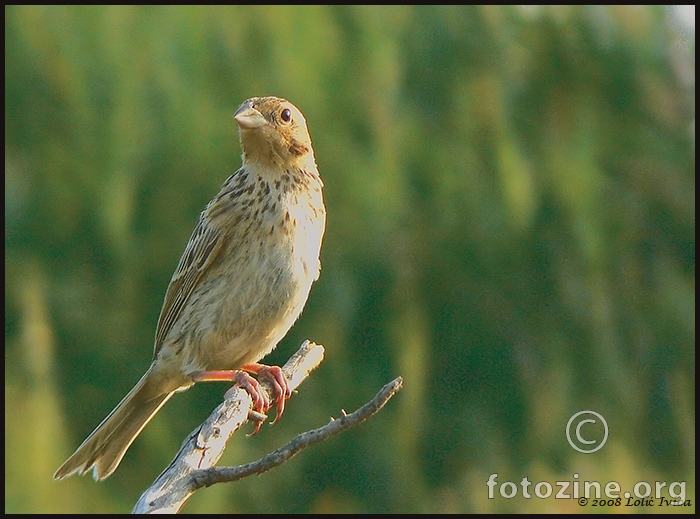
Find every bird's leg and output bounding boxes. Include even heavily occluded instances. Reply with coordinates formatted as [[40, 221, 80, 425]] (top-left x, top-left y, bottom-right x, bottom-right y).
[[190, 369, 270, 426], [241, 363, 291, 425], [190, 364, 291, 434]]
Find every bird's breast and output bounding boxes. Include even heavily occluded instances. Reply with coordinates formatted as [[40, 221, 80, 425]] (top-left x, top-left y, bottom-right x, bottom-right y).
[[176, 167, 325, 371]]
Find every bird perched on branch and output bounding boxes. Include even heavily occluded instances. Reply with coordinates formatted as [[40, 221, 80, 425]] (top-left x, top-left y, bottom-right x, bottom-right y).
[[54, 96, 326, 481]]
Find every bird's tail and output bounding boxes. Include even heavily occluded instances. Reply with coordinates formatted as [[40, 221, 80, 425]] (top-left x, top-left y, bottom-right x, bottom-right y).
[[54, 367, 179, 480]]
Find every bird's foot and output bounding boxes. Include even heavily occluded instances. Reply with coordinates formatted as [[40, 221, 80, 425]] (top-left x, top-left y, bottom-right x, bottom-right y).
[[242, 363, 291, 427], [190, 364, 290, 434]]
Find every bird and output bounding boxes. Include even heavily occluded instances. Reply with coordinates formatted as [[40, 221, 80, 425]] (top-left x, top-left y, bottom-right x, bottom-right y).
[[54, 96, 326, 481]]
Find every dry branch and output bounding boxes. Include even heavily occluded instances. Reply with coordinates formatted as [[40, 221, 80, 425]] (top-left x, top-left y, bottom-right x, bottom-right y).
[[193, 376, 403, 487], [132, 340, 402, 514], [133, 340, 324, 513]]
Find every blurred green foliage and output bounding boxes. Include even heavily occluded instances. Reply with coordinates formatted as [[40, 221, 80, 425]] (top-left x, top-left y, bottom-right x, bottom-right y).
[[5, 5, 695, 513]]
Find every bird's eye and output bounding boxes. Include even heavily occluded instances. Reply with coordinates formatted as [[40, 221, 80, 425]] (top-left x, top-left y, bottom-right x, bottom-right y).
[[281, 108, 292, 122]]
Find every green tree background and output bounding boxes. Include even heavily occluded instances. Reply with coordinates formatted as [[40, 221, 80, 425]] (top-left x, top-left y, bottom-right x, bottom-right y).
[[5, 5, 695, 513]]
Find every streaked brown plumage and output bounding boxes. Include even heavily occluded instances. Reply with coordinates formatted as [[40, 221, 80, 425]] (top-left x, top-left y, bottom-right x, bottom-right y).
[[54, 96, 325, 480]]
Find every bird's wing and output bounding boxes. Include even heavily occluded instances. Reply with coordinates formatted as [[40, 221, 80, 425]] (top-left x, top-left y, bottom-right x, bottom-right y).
[[153, 211, 225, 358]]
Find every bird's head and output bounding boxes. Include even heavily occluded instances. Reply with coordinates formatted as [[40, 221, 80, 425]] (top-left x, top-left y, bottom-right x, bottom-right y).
[[234, 96, 315, 172]]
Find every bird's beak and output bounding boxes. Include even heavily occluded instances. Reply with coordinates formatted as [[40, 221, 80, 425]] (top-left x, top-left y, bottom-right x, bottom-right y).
[[234, 102, 266, 129]]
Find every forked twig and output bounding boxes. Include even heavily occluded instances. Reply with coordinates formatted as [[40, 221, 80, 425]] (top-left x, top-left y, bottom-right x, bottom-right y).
[[132, 341, 402, 514]]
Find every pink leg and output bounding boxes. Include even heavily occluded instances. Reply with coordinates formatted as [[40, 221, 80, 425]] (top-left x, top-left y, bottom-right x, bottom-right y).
[[191, 370, 269, 417], [190, 364, 291, 434], [241, 363, 291, 424]]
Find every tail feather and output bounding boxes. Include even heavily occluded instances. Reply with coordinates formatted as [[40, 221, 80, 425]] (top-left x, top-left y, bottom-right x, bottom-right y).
[[54, 369, 177, 481]]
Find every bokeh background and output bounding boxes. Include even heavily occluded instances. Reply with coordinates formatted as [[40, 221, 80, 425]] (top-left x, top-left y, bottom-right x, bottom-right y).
[[5, 5, 695, 513]]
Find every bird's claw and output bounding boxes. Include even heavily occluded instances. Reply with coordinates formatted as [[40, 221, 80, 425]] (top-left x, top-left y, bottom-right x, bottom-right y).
[[191, 365, 291, 434], [231, 370, 269, 417], [242, 363, 291, 429]]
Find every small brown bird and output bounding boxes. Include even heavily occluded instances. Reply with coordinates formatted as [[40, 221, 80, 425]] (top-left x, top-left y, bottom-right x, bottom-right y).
[[54, 96, 326, 480]]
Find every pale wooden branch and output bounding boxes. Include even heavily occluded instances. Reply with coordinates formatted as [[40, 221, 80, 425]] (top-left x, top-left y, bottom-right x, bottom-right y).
[[192, 376, 403, 487], [132, 340, 324, 514], [132, 338, 403, 514]]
